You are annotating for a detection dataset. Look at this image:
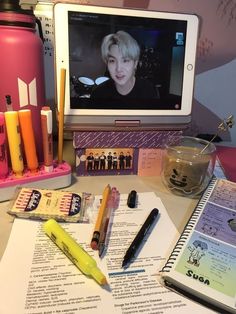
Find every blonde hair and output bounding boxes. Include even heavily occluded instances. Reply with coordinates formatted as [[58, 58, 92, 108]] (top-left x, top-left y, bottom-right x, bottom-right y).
[[101, 30, 140, 63]]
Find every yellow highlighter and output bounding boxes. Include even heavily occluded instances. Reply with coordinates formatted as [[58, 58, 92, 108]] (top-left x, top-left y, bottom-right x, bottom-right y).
[[43, 219, 108, 286], [5, 111, 24, 177]]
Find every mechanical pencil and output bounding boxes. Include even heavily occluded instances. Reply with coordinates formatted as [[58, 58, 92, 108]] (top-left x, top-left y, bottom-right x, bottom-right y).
[[18, 109, 39, 173], [122, 208, 159, 268], [0, 112, 8, 178], [41, 106, 53, 172], [43, 219, 108, 286], [91, 184, 111, 250], [4, 111, 24, 177]]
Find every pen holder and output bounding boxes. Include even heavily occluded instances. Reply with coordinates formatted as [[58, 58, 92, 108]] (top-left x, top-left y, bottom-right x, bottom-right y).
[[161, 136, 216, 197], [0, 161, 72, 202]]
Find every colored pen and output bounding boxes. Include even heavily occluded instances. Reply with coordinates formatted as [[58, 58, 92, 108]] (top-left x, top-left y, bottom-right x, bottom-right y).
[[41, 106, 53, 172], [0, 112, 9, 178], [91, 184, 111, 250], [98, 187, 120, 257], [18, 109, 39, 173], [4, 111, 24, 177], [122, 208, 159, 268], [43, 219, 108, 286]]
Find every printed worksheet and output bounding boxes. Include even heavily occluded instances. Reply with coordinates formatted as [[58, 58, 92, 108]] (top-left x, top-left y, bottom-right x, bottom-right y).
[[0, 192, 215, 313]]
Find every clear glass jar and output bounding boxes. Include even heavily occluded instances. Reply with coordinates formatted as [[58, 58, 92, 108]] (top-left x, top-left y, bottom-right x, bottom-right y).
[[161, 136, 216, 197]]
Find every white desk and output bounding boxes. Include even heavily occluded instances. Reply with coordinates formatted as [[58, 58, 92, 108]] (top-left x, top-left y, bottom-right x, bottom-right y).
[[0, 173, 198, 260]]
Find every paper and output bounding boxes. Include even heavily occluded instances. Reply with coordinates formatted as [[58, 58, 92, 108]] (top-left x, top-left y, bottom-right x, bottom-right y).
[[175, 179, 236, 297], [138, 148, 162, 176], [0, 192, 214, 313], [162, 178, 236, 313]]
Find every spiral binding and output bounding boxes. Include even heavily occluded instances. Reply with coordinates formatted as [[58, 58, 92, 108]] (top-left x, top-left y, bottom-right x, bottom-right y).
[[161, 176, 217, 272]]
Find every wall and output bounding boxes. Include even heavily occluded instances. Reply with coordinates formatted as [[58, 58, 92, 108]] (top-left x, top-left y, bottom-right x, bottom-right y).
[[122, 0, 236, 145]]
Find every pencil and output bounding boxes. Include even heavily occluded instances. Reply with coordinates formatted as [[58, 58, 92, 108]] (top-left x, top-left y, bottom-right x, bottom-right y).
[[91, 184, 111, 250], [58, 68, 66, 164]]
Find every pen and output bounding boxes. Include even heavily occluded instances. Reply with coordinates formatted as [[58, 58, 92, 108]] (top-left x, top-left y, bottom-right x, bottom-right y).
[[4, 111, 24, 177], [43, 219, 108, 286], [18, 109, 39, 173], [127, 190, 137, 208], [122, 208, 159, 268], [98, 206, 112, 257], [91, 184, 111, 250], [41, 106, 53, 172], [98, 187, 120, 257], [0, 112, 8, 178]]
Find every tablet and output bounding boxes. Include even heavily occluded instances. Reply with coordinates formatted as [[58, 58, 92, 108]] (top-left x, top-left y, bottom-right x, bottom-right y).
[[54, 3, 199, 130]]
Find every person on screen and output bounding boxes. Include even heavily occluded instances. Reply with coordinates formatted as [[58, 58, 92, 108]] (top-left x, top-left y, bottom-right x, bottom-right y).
[[91, 30, 158, 99]]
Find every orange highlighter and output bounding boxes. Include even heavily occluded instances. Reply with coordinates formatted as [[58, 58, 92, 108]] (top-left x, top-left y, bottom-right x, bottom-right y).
[[41, 106, 53, 172], [18, 109, 39, 173], [4, 111, 24, 177]]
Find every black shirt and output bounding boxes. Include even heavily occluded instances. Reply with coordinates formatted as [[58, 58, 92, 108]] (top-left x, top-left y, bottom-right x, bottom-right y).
[[91, 77, 158, 100]]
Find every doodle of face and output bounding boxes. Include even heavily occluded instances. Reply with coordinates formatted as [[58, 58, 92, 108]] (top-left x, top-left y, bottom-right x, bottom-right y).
[[202, 223, 218, 236], [164, 159, 204, 193], [169, 168, 188, 188]]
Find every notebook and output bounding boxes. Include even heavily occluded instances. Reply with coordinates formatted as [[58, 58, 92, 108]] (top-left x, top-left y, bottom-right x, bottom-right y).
[[161, 177, 236, 314]]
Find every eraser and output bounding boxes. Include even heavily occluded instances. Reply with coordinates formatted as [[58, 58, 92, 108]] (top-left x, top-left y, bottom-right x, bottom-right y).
[[91, 240, 98, 250], [127, 190, 137, 208]]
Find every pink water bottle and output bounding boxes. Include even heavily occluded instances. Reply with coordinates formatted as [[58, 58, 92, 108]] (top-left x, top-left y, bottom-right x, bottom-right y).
[[0, 0, 45, 161]]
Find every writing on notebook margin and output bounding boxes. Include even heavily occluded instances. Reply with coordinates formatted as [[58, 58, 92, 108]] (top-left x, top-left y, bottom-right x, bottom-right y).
[[186, 270, 210, 285]]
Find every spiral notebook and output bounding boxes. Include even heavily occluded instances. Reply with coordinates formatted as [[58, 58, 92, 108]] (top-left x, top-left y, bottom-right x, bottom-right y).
[[161, 177, 236, 314]]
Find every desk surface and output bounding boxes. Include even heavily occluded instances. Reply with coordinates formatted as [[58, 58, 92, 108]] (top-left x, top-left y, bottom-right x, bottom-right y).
[[0, 173, 198, 260]]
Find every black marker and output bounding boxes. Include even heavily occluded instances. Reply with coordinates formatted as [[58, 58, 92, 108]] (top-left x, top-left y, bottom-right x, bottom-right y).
[[127, 190, 137, 208], [122, 208, 159, 268]]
